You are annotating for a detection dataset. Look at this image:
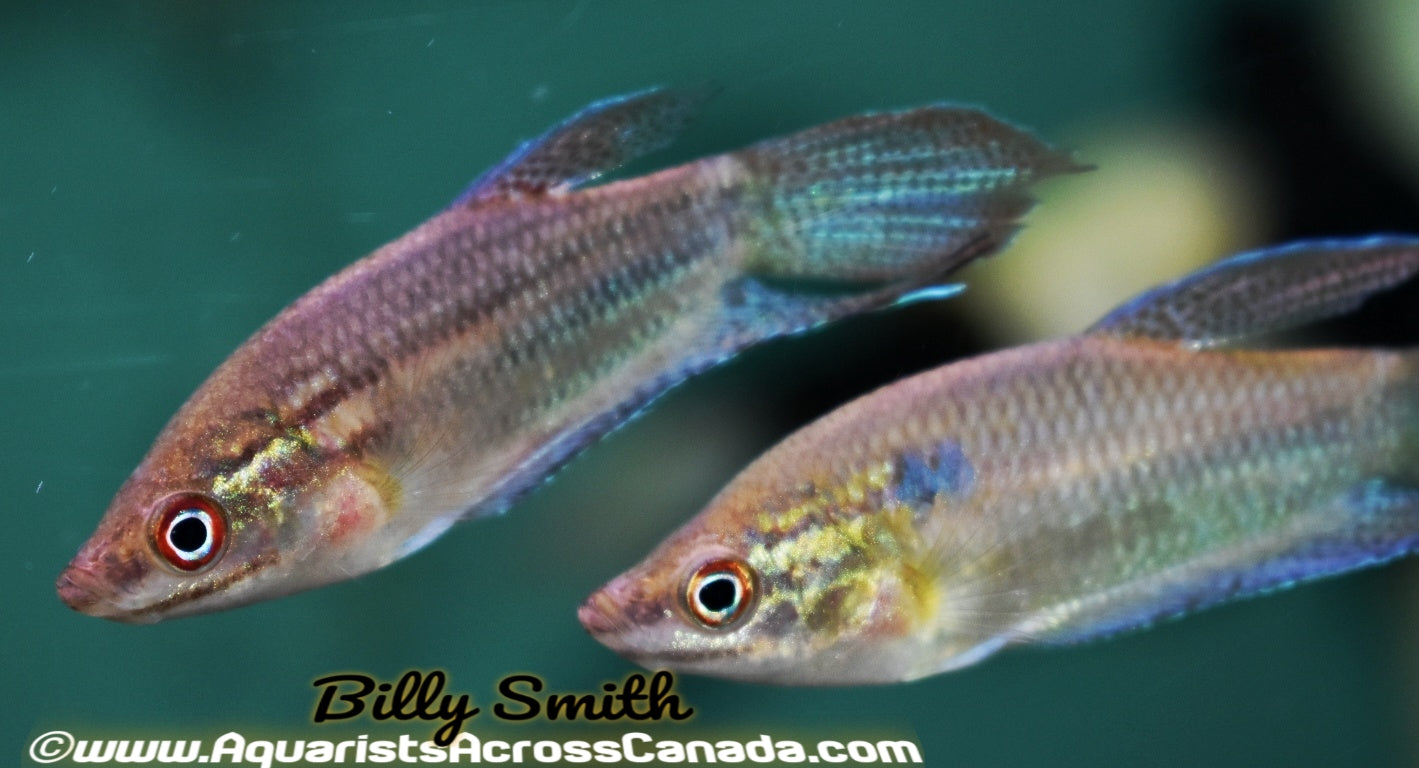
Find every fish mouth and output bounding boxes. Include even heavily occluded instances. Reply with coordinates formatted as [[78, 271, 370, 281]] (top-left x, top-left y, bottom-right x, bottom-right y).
[[577, 587, 627, 640], [578, 572, 668, 648], [578, 585, 755, 674], [578, 577, 695, 666], [56, 564, 109, 614], [56, 561, 157, 623]]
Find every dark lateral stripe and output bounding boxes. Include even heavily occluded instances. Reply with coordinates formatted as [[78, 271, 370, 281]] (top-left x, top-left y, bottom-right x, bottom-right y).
[[134, 550, 281, 620], [290, 379, 356, 428]]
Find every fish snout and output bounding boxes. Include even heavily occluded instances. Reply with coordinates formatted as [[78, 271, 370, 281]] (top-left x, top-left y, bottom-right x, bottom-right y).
[[56, 563, 108, 614], [579, 570, 664, 642], [578, 586, 625, 638], [56, 549, 153, 622]]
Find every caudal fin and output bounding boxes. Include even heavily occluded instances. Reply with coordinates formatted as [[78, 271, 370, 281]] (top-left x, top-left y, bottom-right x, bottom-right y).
[[736, 105, 1088, 285]]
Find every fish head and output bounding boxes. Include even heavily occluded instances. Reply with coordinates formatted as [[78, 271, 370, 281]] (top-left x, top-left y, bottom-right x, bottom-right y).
[[57, 357, 402, 622], [580, 472, 941, 683]]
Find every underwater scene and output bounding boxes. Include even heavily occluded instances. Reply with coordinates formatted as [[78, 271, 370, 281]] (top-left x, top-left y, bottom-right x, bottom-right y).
[[8, 1, 1419, 765]]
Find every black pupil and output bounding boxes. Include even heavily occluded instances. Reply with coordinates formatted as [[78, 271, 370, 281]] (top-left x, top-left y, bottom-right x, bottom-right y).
[[170, 514, 209, 553], [698, 575, 738, 613]]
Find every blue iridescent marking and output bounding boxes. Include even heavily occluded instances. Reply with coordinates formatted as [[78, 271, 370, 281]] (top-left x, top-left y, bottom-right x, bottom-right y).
[[895, 439, 974, 506]]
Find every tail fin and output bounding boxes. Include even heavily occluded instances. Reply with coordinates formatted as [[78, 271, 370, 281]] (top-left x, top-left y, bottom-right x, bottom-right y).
[[736, 106, 1088, 284]]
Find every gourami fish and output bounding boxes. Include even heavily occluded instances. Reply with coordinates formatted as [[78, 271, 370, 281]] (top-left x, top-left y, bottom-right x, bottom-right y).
[[580, 236, 1419, 684], [57, 88, 1083, 622]]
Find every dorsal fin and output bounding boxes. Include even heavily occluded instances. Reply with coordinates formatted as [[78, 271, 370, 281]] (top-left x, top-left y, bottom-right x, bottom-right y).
[[455, 87, 706, 207], [1087, 236, 1419, 348]]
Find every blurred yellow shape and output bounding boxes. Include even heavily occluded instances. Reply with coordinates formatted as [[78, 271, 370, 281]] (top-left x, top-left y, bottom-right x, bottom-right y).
[[954, 120, 1271, 345]]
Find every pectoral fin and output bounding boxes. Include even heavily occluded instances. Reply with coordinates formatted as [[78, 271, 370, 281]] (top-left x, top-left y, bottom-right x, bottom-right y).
[[1087, 236, 1419, 348]]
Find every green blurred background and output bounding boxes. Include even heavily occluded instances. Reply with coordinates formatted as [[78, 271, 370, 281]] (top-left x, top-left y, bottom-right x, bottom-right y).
[[8, 1, 1419, 765]]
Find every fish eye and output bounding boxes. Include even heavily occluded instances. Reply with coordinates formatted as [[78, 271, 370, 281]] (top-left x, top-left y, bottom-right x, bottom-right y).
[[684, 558, 755, 628], [150, 493, 228, 572]]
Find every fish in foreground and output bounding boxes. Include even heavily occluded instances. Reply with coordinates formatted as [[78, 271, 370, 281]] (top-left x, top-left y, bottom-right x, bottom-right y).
[[58, 88, 1083, 622], [581, 236, 1419, 684]]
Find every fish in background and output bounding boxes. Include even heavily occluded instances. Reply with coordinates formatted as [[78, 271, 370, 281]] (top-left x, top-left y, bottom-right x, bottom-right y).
[[581, 236, 1419, 684], [58, 87, 1083, 622]]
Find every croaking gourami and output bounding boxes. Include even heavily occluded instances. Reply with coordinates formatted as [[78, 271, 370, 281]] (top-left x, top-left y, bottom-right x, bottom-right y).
[[581, 237, 1419, 683], [58, 88, 1081, 622]]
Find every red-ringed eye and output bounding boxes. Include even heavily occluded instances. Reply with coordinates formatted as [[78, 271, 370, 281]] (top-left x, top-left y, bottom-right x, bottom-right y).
[[684, 558, 755, 628], [151, 493, 228, 572]]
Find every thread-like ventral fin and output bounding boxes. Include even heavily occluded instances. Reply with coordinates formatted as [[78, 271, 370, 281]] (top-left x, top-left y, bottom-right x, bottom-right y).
[[1088, 236, 1419, 348], [456, 86, 708, 206]]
